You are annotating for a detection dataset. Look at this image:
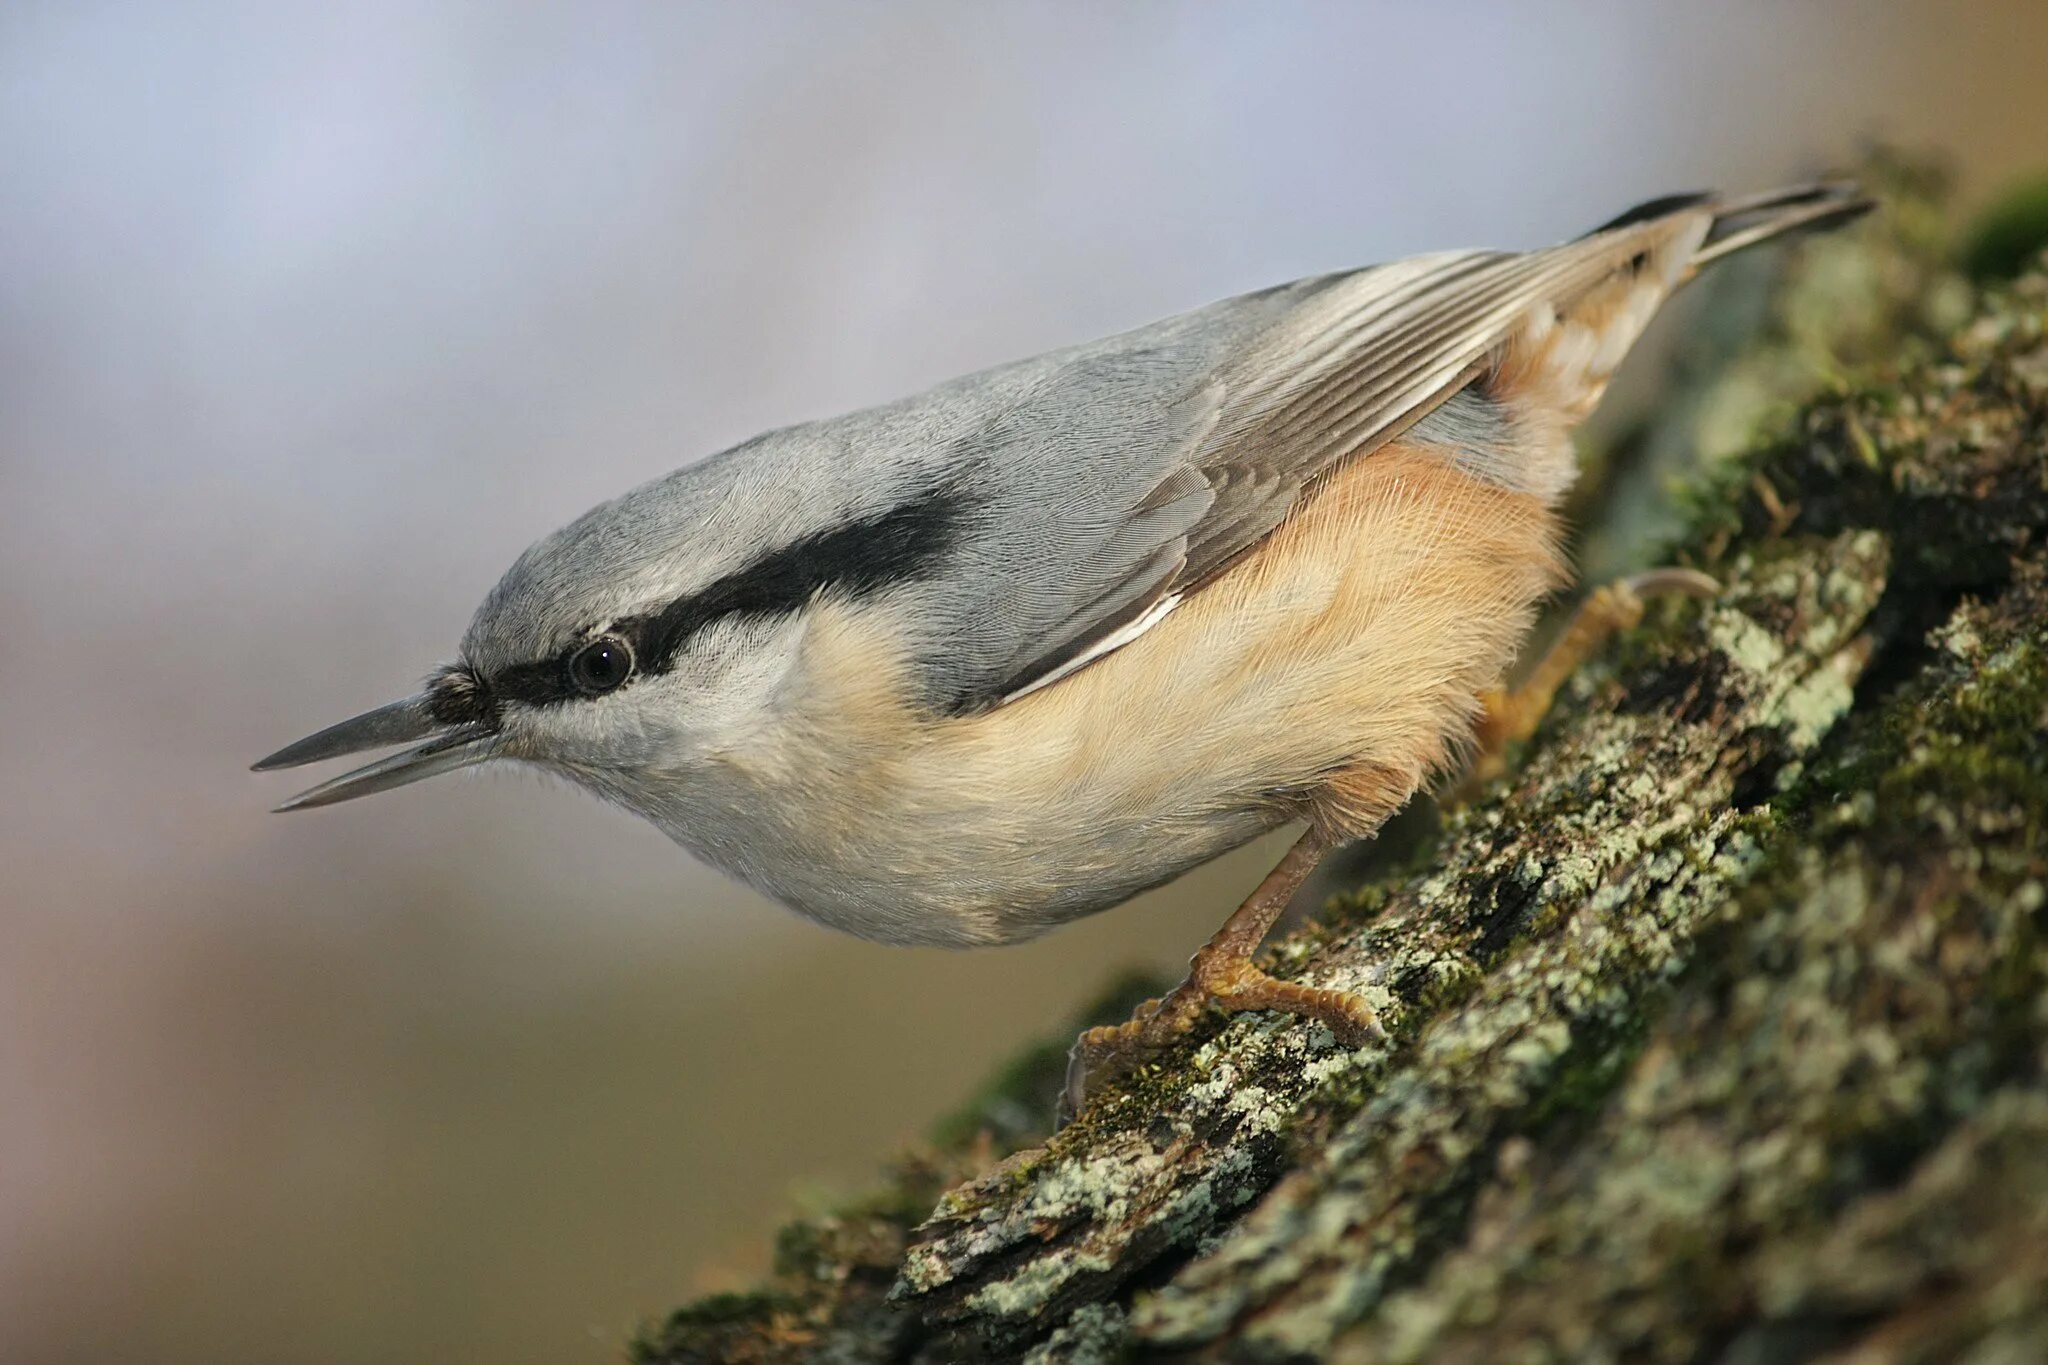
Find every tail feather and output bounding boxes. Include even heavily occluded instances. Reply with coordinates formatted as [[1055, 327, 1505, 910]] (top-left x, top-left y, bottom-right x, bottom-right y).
[[1592, 181, 1873, 270], [1690, 181, 1874, 267], [1480, 180, 1873, 480]]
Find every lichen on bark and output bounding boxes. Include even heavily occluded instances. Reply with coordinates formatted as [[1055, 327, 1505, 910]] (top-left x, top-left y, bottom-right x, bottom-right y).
[[632, 160, 2048, 1365]]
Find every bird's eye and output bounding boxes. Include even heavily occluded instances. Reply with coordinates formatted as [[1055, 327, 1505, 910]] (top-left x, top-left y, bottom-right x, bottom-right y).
[[568, 635, 635, 696]]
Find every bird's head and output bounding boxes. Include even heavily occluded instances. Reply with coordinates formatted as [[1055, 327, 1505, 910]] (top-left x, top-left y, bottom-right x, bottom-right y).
[[255, 443, 954, 813]]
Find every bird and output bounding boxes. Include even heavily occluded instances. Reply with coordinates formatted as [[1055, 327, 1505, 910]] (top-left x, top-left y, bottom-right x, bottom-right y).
[[255, 182, 1871, 1117]]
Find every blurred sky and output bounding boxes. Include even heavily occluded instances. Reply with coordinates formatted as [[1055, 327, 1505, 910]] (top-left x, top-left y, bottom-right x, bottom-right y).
[[4, 3, 2046, 1362]]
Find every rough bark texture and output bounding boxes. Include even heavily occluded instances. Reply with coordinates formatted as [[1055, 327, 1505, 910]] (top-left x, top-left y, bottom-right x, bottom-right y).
[[632, 159, 2048, 1365]]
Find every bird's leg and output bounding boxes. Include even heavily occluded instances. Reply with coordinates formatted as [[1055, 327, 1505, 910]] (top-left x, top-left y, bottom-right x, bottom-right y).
[[1061, 825, 1385, 1125], [1468, 567, 1719, 786]]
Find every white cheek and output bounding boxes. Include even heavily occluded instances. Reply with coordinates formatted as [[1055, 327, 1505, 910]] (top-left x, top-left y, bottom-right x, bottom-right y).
[[676, 615, 808, 734], [599, 615, 814, 768], [499, 696, 656, 767]]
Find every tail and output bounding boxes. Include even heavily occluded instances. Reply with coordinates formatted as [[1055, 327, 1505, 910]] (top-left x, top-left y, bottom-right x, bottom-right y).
[[1691, 182, 1875, 267], [1471, 181, 1875, 485], [1587, 181, 1875, 271]]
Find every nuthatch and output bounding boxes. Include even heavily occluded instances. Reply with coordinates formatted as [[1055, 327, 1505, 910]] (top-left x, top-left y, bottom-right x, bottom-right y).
[[257, 184, 1870, 1115]]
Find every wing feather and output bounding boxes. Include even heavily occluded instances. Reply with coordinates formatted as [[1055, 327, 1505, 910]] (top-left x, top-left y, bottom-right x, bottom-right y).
[[912, 225, 1676, 712]]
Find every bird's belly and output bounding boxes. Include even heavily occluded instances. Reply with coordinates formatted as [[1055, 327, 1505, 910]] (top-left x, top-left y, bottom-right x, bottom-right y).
[[669, 442, 1565, 948], [647, 745, 1287, 947]]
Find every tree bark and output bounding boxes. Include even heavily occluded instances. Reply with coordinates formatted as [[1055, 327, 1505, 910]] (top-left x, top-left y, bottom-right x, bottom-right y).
[[633, 159, 2048, 1365]]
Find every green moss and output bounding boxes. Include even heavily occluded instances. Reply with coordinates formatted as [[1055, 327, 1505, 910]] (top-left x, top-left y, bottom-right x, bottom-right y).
[[1959, 176, 2048, 282], [628, 1291, 803, 1365], [653, 1291, 793, 1330], [768, 1220, 831, 1283], [1523, 1005, 1658, 1133], [1803, 583, 2048, 852]]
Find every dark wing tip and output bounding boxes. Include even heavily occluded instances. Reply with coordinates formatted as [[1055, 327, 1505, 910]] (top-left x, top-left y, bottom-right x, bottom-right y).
[[1583, 191, 1717, 238]]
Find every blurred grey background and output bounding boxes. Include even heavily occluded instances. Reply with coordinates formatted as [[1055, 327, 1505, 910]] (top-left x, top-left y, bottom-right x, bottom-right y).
[[3, 3, 2045, 1362]]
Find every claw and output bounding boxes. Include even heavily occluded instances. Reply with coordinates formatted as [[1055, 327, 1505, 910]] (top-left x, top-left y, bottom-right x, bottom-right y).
[[1058, 1043, 1091, 1130], [1054, 829, 1393, 1129]]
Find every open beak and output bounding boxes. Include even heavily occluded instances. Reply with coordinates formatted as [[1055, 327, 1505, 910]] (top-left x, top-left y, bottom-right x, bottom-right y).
[[253, 693, 499, 812]]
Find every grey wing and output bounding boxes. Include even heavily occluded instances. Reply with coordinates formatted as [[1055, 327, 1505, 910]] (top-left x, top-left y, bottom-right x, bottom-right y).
[[908, 235, 1647, 714]]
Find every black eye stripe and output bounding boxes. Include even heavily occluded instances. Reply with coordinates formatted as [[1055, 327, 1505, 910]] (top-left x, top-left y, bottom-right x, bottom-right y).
[[486, 490, 960, 708], [635, 492, 962, 671], [491, 657, 572, 708]]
